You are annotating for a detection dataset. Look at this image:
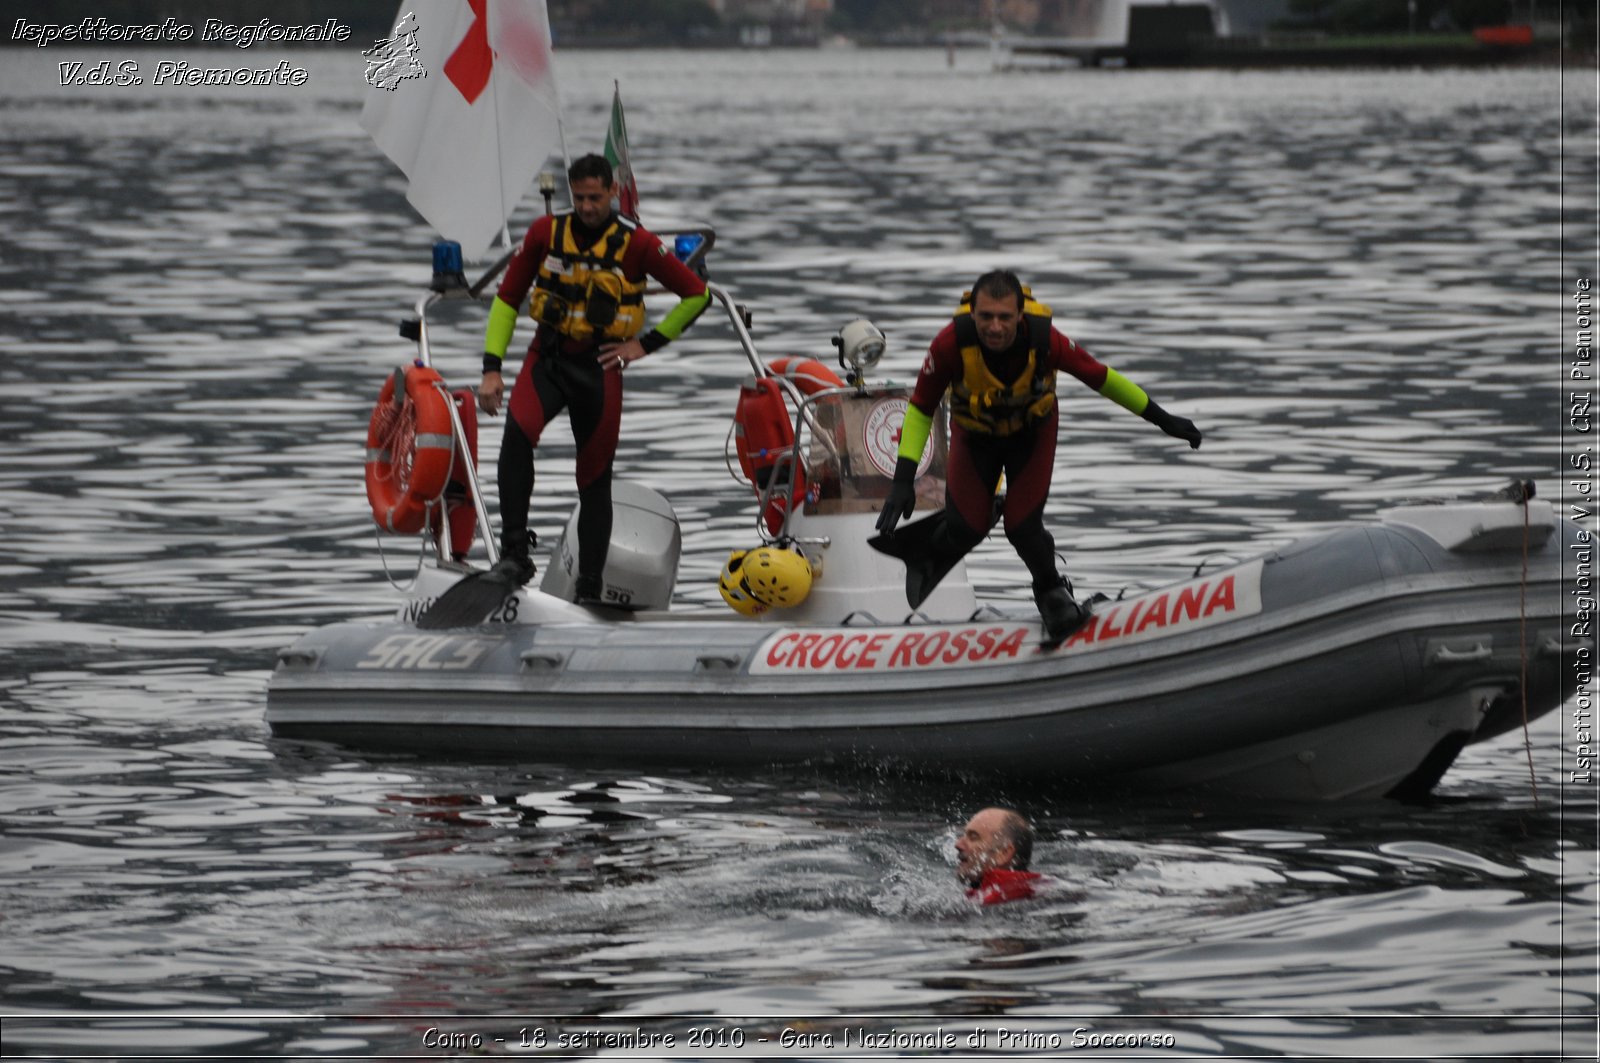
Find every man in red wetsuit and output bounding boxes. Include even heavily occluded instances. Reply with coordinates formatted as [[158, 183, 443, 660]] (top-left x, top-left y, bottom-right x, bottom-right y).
[[957, 806, 1042, 905], [478, 154, 708, 602], [875, 270, 1202, 645]]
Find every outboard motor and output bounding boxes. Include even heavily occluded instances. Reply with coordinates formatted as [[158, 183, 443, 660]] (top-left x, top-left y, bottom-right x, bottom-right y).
[[540, 481, 681, 610]]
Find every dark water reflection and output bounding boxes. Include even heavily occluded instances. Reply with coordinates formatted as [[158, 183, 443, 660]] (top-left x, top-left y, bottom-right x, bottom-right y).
[[0, 48, 1594, 1056]]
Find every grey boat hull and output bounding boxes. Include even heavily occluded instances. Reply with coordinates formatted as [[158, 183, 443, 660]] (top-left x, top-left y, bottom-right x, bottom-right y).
[[267, 500, 1585, 801]]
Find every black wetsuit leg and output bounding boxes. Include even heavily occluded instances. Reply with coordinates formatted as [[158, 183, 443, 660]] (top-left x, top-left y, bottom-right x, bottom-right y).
[[558, 354, 623, 584]]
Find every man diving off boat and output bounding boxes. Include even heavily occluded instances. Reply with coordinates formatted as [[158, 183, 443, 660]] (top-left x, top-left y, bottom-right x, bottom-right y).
[[476, 153, 709, 603], [873, 270, 1203, 647]]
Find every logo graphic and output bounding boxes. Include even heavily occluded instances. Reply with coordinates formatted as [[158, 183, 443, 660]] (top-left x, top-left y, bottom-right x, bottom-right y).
[[862, 397, 933, 479], [363, 11, 425, 91]]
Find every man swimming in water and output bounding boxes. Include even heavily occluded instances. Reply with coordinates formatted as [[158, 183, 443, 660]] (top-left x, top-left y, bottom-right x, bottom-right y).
[[956, 806, 1042, 905]]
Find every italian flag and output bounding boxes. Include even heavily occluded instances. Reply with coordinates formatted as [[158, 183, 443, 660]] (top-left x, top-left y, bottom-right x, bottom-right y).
[[604, 81, 640, 222]]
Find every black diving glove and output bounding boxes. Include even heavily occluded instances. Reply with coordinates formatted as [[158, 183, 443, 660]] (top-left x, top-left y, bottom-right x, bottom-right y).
[[1143, 400, 1203, 450], [876, 456, 919, 534]]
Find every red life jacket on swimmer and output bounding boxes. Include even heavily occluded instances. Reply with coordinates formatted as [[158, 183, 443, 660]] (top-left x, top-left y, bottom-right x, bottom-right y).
[[967, 867, 1043, 905]]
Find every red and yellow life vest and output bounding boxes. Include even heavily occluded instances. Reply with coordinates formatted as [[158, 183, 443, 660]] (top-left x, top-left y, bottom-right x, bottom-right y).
[[527, 214, 648, 343], [949, 289, 1056, 437]]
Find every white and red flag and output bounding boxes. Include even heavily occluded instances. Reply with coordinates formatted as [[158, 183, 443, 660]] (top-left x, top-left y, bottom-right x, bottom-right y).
[[603, 81, 639, 221], [360, 0, 564, 259]]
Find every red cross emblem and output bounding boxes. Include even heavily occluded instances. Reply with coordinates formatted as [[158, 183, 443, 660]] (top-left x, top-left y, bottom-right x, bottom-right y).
[[444, 0, 491, 104]]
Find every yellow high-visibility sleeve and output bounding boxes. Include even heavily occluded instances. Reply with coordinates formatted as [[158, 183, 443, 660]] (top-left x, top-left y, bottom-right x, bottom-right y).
[[483, 296, 519, 362], [897, 403, 934, 461], [1099, 367, 1149, 415]]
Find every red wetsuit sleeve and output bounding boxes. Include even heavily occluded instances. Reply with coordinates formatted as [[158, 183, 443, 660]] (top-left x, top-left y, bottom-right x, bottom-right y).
[[909, 322, 963, 414], [625, 226, 709, 351], [495, 215, 554, 308], [625, 227, 709, 299], [1050, 327, 1111, 391]]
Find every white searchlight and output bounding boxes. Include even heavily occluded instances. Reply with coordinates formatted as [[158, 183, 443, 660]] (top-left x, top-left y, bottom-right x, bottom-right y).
[[834, 318, 886, 377]]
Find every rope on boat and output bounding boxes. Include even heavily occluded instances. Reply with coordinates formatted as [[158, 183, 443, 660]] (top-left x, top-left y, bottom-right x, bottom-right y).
[[722, 420, 741, 485], [371, 388, 423, 591], [375, 519, 427, 593], [371, 387, 417, 492]]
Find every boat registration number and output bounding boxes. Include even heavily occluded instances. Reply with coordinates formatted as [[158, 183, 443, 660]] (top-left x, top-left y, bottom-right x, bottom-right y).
[[354, 633, 492, 671]]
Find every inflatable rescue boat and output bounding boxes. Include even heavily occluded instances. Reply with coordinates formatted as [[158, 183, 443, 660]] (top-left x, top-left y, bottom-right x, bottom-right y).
[[265, 256, 1583, 801]]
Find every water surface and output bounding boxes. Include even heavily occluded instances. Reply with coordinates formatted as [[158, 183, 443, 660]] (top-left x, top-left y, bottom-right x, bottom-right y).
[[0, 47, 1594, 1058]]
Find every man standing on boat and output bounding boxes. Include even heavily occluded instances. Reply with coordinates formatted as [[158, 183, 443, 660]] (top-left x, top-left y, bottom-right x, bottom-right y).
[[957, 806, 1043, 905], [478, 153, 709, 602], [874, 270, 1202, 647]]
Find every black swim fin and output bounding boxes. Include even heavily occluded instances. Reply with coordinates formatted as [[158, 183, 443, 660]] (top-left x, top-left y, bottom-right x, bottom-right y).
[[868, 511, 970, 610], [1030, 585, 1094, 653], [413, 557, 532, 630]]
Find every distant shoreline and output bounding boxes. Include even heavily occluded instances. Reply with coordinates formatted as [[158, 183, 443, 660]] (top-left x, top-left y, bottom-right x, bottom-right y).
[[0, 36, 1584, 71]]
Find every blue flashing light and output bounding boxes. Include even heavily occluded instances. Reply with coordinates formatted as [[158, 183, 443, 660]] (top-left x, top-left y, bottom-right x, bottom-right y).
[[673, 233, 706, 264], [432, 240, 464, 276]]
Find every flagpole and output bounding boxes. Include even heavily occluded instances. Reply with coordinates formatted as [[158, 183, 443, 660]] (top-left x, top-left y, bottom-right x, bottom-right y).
[[481, 1, 572, 252], [485, 3, 511, 262], [605, 81, 639, 223], [557, 114, 571, 206], [614, 79, 632, 221]]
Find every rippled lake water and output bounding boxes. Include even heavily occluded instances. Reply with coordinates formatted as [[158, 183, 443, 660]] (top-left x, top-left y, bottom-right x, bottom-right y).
[[1, 46, 1596, 1058]]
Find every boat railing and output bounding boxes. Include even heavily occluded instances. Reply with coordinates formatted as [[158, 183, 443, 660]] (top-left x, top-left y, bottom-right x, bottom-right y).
[[701, 280, 860, 546], [400, 249, 857, 563], [705, 281, 764, 380], [403, 282, 500, 566], [763, 383, 862, 547], [703, 281, 840, 466]]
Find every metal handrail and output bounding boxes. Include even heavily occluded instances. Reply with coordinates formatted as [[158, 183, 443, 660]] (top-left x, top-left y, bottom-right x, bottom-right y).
[[405, 275, 824, 562], [763, 384, 910, 544], [705, 281, 766, 379], [412, 291, 441, 367], [434, 381, 499, 566], [771, 376, 840, 463], [408, 264, 506, 563]]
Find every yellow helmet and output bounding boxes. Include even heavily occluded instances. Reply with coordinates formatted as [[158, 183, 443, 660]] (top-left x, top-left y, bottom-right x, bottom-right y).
[[718, 550, 768, 617], [742, 545, 813, 609]]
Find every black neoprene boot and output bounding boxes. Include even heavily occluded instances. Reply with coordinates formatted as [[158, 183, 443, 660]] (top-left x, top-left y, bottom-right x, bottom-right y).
[[573, 573, 604, 604], [1035, 575, 1090, 648], [494, 529, 537, 586]]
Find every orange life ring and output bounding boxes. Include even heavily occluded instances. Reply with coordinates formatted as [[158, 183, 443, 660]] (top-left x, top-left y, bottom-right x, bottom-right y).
[[766, 356, 844, 395], [365, 365, 456, 535]]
